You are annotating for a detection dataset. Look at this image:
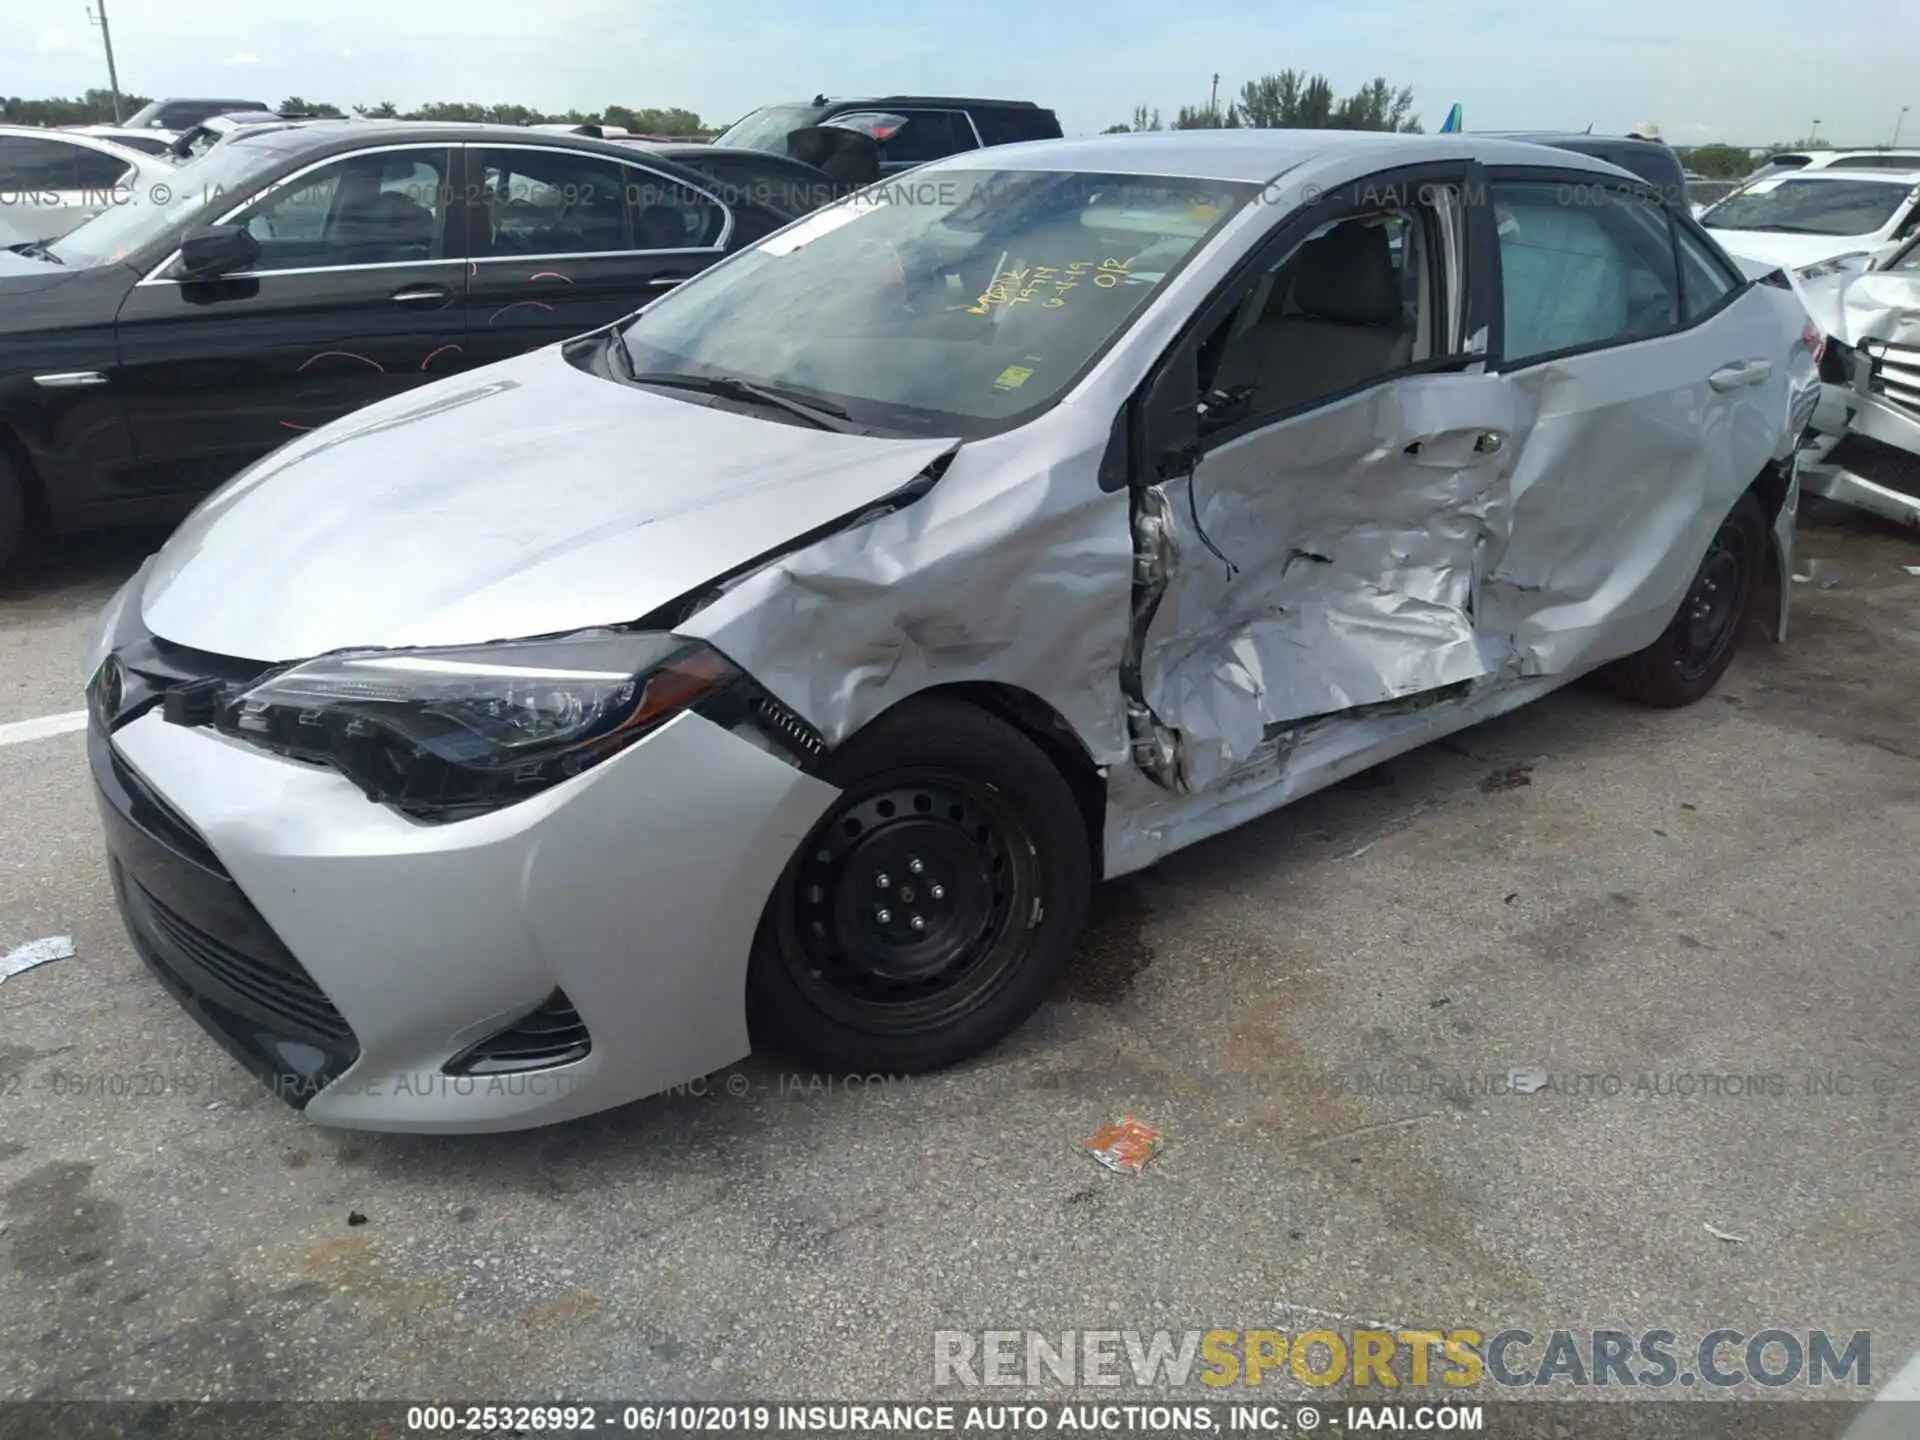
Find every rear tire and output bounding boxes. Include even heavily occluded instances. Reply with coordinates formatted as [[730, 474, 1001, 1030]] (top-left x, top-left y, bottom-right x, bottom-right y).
[[746, 697, 1092, 1076], [1603, 490, 1765, 708], [0, 451, 23, 575]]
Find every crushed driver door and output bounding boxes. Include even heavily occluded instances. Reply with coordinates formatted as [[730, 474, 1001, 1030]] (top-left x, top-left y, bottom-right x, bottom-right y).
[[1123, 162, 1521, 793]]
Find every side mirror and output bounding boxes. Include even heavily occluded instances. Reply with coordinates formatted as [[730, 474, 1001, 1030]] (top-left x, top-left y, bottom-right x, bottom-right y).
[[177, 223, 261, 279]]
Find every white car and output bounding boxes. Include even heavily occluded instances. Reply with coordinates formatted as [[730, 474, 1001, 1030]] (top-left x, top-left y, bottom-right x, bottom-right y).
[[0, 126, 178, 248], [64, 125, 181, 159], [1748, 149, 1920, 181], [1699, 170, 1920, 276], [1794, 232, 1920, 527]]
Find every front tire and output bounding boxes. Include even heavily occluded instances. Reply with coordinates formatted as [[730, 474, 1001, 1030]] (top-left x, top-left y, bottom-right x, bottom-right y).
[[0, 451, 23, 575], [1603, 490, 1765, 708], [746, 697, 1092, 1075]]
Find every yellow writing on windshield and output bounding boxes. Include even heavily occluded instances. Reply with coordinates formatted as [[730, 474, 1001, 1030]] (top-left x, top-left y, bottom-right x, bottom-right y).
[[968, 257, 1135, 315]]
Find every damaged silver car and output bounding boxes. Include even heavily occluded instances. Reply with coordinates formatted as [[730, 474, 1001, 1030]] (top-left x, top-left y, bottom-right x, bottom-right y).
[[87, 133, 1819, 1132], [1797, 231, 1920, 527]]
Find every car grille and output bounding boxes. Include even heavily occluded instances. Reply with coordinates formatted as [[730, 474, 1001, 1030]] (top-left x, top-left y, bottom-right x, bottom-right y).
[[130, 877, 354, 1045], [1868, 341, 1920, 416], [445, 990, 591, 1075]]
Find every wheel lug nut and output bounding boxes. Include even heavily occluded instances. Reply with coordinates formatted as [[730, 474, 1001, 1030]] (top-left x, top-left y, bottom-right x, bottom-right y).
[[875, 873, 890, 889], [930, 884, 945, 900], [876, 908, 892, 924], [909, 858, 924, 875], [909, 915, 926, 932]]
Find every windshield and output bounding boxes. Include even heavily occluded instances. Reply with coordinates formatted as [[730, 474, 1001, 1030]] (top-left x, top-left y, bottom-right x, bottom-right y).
[[48, 136, 287, 267], [715, 105, 827, 154], [1703, 178, 1916, 237], [619, 168, 1256, 438]]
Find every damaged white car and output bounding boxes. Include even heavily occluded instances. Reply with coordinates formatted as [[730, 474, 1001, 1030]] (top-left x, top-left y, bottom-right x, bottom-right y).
[[87, 133, 1819, 1133], [1796, 231, 1920, 526]]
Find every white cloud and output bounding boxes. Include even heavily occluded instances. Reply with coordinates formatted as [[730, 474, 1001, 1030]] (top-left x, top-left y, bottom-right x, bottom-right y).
[[37, 26, 73, 53], [225, 51, 261, 66]]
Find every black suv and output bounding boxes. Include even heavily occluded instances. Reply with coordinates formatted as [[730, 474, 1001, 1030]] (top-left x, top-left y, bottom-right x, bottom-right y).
[[716, 95, 1062, 175], [1491, 132, 1690, 207]]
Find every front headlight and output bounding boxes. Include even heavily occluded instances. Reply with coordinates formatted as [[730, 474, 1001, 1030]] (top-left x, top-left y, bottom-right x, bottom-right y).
[[215, 630, 738, 819]]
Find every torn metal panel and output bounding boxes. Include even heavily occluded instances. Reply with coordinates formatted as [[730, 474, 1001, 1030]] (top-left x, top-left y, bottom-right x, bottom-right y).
[[1102, 674, 1565, 876], [1135, 373, 1518, 792], [680, 420, 1139, 769]]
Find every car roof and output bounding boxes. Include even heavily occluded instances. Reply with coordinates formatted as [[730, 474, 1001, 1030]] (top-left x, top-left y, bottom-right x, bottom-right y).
[[0, 123, 160, 158], [204, 121, 734, 191], [1489, 130, 1667, 147], [791, 96, 1047, 111], [931, 130, 1633, 184], [1743, 168, 1920, 184]]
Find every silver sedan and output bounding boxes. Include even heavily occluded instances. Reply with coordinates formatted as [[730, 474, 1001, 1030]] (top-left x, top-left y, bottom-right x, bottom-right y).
[[87, 130, 1819, 1131]]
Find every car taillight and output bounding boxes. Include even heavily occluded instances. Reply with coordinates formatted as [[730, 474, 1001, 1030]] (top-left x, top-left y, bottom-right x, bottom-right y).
[[1802, 319, 1826, 365]]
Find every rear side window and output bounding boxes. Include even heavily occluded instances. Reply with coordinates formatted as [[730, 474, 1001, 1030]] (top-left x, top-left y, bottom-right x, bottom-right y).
[[971, 108, 1059, 146], [72, 146, 136, 189], [0, 136, 82, 190], [880, 110, 967, 165], [1674, 225, 1741, 321], [1493, 180, 1680, 363]]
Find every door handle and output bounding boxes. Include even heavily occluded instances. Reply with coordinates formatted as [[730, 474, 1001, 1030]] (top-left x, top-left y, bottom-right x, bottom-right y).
[[646, 275, 690, 289], [391, 284, 453, 309], [33, 371, 109, 389], [1709, 360, 1767, 391]]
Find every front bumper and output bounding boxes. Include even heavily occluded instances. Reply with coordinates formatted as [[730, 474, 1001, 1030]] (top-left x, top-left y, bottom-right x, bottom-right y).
[[1800, 358, 1920, 529], [94, 707, 837, 1133]]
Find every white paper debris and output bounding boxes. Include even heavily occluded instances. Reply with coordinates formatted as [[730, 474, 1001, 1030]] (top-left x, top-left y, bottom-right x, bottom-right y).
[[1791, 573, 1813, 584], [1508, 1066, 1548, 1095], [1704, 1222, 1749, 1244], [1904, 566, 1920, 577], [1, 935, 75, 981]]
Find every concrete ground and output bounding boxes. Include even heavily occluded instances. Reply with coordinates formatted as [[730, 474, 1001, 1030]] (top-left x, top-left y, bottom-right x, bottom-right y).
[[0, 508, 1914, 1408]]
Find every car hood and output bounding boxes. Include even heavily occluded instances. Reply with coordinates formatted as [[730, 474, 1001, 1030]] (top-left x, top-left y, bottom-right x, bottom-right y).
[[0, 248, 64, 279], [1831, 269, 1920, 349], [1704, 228, 1882, 271], [139, 343, 960, 662]]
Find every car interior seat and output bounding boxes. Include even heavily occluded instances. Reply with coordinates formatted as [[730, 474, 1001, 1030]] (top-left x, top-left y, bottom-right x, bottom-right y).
[[636, 203, 690, 249], [1207, 219, 1413, 417], [329, 189, 439, 263]]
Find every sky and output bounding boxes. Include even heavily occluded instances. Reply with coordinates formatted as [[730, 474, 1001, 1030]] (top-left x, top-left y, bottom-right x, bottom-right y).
[[11, 0, 1919, 148]]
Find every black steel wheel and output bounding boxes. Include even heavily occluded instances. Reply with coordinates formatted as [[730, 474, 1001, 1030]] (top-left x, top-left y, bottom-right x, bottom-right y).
[[747, 698, 1091, 1074], [1605, 490, 1765, 708]]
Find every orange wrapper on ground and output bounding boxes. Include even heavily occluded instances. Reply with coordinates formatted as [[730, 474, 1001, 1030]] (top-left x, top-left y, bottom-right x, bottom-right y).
[[1079, 1115, 1162, 1174]]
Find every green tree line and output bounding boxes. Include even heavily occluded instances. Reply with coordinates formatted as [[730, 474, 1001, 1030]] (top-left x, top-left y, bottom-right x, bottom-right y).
[[0, 90, 716, 135], [1104, 71, 1423, 133]]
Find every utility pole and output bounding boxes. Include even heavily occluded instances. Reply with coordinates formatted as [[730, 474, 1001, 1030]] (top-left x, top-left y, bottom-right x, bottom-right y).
[[1210, 73, 1220, 124], [1897, 107, 1911, 148], [87, 1, 125, 123], [1809, 118, 1821, 145]]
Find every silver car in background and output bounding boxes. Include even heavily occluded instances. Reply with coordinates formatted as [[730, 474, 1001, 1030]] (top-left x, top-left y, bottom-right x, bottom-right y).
[[87, 132, 1818, 1132]]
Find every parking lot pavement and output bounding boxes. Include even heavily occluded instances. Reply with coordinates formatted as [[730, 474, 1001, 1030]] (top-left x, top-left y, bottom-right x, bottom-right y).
[[1, 509, 1915, 1404]]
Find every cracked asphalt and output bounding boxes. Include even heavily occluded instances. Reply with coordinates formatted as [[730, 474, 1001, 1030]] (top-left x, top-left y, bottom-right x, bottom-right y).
[[0, 508, 1914, 1410]]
